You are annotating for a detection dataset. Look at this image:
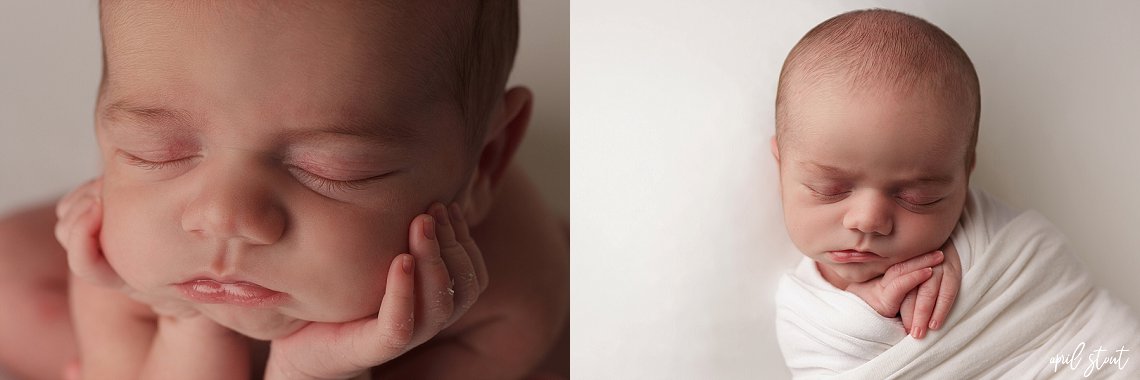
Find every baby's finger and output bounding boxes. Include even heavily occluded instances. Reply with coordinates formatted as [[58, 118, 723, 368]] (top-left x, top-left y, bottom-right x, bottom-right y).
[[884, 250, 943, 282], [880, 267, 932, 315], [929, 267, 960, 330], [429, 203, 480, 324], [56, 178, 101, 220], [55, 185, 84, 220], [900, 289, 917, 332], [445, 203, 484, 314], [449, 203, 488, 294], [355, 254, 416, 366], [63, 201, 123, 288], [407, 212, 457, 340], [909, 267, 943, 339], [54, 189, 98, 248]]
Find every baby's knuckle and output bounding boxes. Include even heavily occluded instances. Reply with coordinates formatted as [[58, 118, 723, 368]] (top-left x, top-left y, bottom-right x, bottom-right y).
[[381, 320, 415, 350], [886, 263, 906, 277], [438, 238, 463, 251], [937, 290, 958, 303], [430, 295, 455, 322]]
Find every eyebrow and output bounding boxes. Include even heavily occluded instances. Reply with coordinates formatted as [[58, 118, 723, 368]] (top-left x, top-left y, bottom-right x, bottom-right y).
[[800, 161, 955, 185], [281, 115, 423, 146], [100, 100, 423, 145], [802, 162, 853, 178], [100, 101, 197, 139]]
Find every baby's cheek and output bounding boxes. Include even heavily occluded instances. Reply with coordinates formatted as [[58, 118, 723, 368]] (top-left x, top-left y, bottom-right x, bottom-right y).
[[896, 213, 956, 255], [286, 221, 400, 321], [98, 194, 175, 289]]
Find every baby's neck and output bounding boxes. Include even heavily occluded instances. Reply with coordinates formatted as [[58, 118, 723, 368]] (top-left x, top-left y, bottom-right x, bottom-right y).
[[815, 261, 851, 290]]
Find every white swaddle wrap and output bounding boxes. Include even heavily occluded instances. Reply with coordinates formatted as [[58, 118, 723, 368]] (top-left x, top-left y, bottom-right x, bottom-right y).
[[775, 188, 1140, 379]]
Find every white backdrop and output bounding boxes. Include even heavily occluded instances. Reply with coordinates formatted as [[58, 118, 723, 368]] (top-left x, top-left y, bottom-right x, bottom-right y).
[[572, 1, 1140, 379]]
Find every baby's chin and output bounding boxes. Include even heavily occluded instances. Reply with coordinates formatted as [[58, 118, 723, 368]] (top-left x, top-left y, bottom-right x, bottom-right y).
[[820, 262, 886, 285], [202, 307, 310, 341]]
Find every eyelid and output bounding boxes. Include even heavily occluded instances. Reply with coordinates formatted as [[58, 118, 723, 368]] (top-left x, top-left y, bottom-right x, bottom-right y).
[[287, 165, 394, 192], [117, 150, 197, 170], [805, 183, 850, 195], [898, 196, 943, 209], [804, 184, 850, 202]]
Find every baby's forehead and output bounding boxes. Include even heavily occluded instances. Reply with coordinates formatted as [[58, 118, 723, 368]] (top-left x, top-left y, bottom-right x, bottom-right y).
[[96, 1, 476, 140], [777, 10, 980, 164], [98, 1, 464, 88], [790, 83, 973, 137], [99, 96, 436, 146]]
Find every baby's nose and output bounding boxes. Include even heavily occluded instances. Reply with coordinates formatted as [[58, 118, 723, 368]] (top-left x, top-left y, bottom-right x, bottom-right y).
[[842, 194, 893, 236], [180, 159, 286, 245]]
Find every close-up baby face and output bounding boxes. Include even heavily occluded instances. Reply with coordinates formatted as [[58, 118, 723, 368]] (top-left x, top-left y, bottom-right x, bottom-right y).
[[775, 83, 972, 288], [93, 1, 472, 339]]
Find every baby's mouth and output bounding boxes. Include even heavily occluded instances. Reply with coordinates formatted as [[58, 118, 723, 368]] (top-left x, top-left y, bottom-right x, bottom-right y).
[[826, 249, 883, 263], [174, 278, 288, 307]]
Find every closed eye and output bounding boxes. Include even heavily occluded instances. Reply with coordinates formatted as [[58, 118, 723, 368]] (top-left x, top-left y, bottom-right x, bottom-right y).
[[288, 166, 394, 192], [898, 197, 943, 209], [118, 151, 196, 171], [805, 185, 850, 202]]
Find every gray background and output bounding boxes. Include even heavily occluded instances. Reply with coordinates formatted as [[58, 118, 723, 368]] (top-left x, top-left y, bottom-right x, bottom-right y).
[[0, 1, 568, 218]]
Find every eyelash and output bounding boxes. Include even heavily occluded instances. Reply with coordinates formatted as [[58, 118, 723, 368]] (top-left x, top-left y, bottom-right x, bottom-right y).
[[288, 167, 389, 192], [121, 152, 387, 192], [806, 186, 943, 208], [806, 186, 850, 202], [901, 197, 942, 208], [121, 152, 195, 170]]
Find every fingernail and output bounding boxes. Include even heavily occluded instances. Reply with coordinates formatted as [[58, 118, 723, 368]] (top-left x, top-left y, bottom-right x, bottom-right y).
[[929, 320, 940, 330], [423, 215, 436, 240], [402, 255, 414, 274], [933, 250, 943, 259]]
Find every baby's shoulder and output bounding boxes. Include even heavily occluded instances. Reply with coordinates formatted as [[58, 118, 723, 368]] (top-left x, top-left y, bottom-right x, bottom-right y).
[[459, 163, 568, 313], [473, 164, 567, 272]]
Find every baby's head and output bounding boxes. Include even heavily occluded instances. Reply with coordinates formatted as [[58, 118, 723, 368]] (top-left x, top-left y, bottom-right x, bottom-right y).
[[772, 9, 979, 288], [92, 0, 528, 339]]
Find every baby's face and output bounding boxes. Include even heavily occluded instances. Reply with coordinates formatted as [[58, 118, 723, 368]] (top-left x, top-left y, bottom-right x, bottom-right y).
[[94, 2, 471, 339], [775, 84, 972, 288]]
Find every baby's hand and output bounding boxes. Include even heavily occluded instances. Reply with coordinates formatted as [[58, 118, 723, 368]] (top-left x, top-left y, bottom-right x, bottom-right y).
[[55, 177, 197, 318], [845, 250, 944, 320], [899, 242, 962, 339], [55, 177, 118, 287], [265, 203, 488, 380]]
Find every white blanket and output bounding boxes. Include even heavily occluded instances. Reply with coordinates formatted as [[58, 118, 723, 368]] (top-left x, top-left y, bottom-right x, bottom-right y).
[[775, 188, 1140, 379]]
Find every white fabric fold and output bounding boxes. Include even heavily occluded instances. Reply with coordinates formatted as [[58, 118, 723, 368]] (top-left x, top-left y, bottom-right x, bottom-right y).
[[775, 188, 1140, 379]]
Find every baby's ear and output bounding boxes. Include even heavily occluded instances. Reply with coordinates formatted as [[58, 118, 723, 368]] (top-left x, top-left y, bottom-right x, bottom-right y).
[[460, 86, 533, 225], [770, 136, 781, 163]]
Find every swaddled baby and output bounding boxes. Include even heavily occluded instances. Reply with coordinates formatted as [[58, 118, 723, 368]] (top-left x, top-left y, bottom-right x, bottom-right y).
[[772, 9, 1140, 379]]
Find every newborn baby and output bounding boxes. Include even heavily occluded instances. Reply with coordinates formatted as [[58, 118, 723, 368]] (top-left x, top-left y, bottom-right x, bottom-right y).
[[772, 8, 976, 341], [771, 9, 1139, 379], [0, 1, 568, 379]]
